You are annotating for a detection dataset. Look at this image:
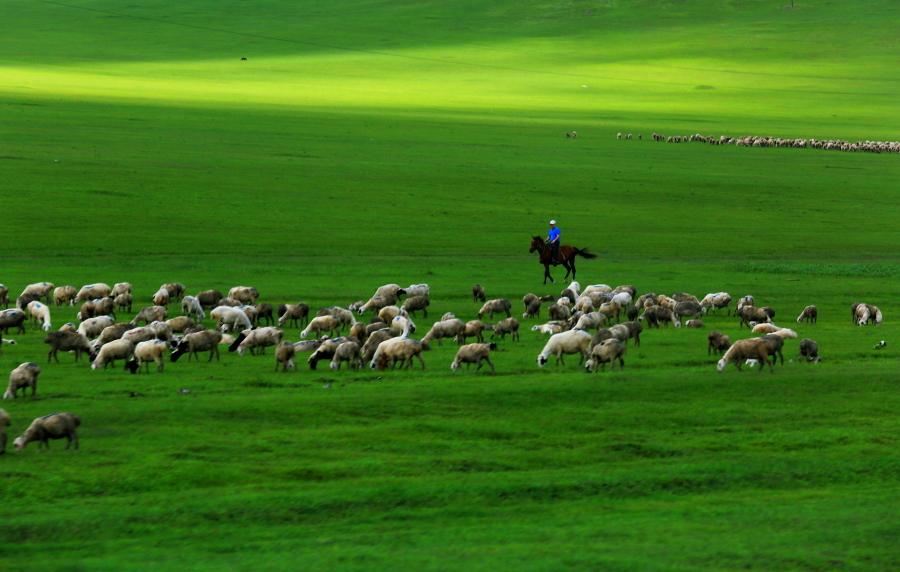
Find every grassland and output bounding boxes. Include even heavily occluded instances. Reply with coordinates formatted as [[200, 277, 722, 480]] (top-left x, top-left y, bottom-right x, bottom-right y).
[[1, 0, 899, 570]]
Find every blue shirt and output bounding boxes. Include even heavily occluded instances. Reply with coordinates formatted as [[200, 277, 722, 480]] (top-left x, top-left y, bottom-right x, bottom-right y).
[[548, 227, 560, 242]]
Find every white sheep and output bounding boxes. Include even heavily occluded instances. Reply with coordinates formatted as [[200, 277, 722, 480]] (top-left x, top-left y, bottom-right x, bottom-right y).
[[180, 295, 206, 320], [4, 362, 41, 399], [752, 323, 780, 334], [231, 327, 284, 356], [76, 283, 112, 303], [403, 283, 430, 297], [572, 311, 607, 331], [126, 339, 168, 373], [91, 339, 135, 370], [210, 305, 252, 333], [152, 287, 170, 307], [111, 282, 133, 297], [537, 330, 592, 367], [77, 316, 115, 339], [26, 300, 52, 331], [530, 321, 567, 335], [299, 315, 340, 338], [451, 343, 497, 372], [390, 315, 416, 336], [422, 318, 465, 346], [369, 337, 427, 370]]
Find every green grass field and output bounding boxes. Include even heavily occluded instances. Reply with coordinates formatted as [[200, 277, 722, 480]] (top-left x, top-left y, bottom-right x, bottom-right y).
[[1, 1, 899, 569]]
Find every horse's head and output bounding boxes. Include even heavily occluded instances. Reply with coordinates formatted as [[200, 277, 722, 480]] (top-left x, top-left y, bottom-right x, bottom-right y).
[[529, 236, 544, 253]]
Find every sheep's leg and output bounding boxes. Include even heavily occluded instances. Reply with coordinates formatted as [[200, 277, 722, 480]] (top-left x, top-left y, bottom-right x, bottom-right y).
[[777, 350, 784, 366], [157, 358, 164, 373], [486, 357, 495, 373], [417, 354, 426, 370]]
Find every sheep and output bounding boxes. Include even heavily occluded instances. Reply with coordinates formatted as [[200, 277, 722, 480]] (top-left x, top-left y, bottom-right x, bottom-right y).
[[736, 295, 755, 315], [330, 341, 362, 371], [210, 305, 252, 333], [97, 323, 135, 345], [125, 339, 168, 373], [16, 291, 42, 310], [854, 303, 883, 326], [91, 339, 135, 370], [523, 298, 542, 319], [13, 412, 81, 451], [738, 306, 772, 329], [111, 282, 133, 297], [566, 281, 582, 296], [26, 301, 52, 331], [799, 339, 820, 363], [700, 292, 732, 314], [573, 296, 594, 313], [77, 316, 115, 339], [492, 317, 520, 341], [402, 295, 430, 317], [152, 287, 170, 307], [674, 300, 703, 322], [537, 330, 592, 367], [180, 296, 206, 320], [53, 285, 77, 306], [566, 130, 577, 138], [451, 343, 497, 372], [230, 327, 284, 356], [716, 339, 771, 372], [369, 337, 427, 370], [197, 289, 225, 309], [462, 320, 489, 343], [377, 305, 401, 324], [611, 291, 633, 308], [76, 283, 111, 303], [300, 315, 340, 338], [357, 284, 403, 314], [0, 309, 27, 334], [591, 324, 632, 348], [707, 331, 731, 355], [656, 294, 677, 310], [269, 342, 297, 372], [672, 292, 700, 304], [166, 316, 195, 333], [559, 289, 577, 305], [44, 331, 92, 363], [796, 305, 817, 324], [422, 318, 466, 346], [621, 321, 643, 346], [365, 321, 388, 336], [585, 339, 626, 372], [308, 337, 347, 369], [4, 362, 41, 399], [597, 302, 621, 322], [77, 297, 116, 321], [572, 311, 607, 331], [752, 323, 780, 334], [583, 284, 612, 297], [278, 303, 310, 328], [21, 282, 55, 303], [0, 408, 9, 454], [171, 329, 222, 362], [548, 303, 571, 321], [241, 305, 259, 326], [403, 284, 430, 297], [759, 334, 786, 366], [0, 284, 8, 309], [131, 305, 167, 325], [255, 303, 274, 326], [770, 328, 797, 339], [114, 293, 133, 313], [478, 298, 512, 319], [228, 286, 259, 305], [472, 284, 487, 302], [639, 305, 680, 328], [530, 321, 567, 335], [162, 283, 186, 300], [347, 322, 368, 344], [122, 322, 172, 345], [390, 315, 416, 336], [361, 329, 395, 363]]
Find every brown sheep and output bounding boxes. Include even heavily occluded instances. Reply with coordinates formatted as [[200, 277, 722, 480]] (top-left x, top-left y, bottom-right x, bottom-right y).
[[451, 342, 497, 372], [4, 362, 41, 399], [472, 284, 487, 302], [491, 317, 520, 341], [275, 342, 296, 372], [796, 305, 817, 324], [716, 339, 772, 372], [799, 339, 820, 362], [44, 331, 93, 363], [477, 298, 512, 319], [585, 339, 626, 372], [402, 295, 430, 318], [197, 289, 225, 309], [463, 320, 489, 343], [14, 412, 81, 451], [707, 331, 731, 355]]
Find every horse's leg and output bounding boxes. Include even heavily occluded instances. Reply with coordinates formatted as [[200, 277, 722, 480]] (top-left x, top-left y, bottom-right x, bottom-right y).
[[544, 263, 554, 284]]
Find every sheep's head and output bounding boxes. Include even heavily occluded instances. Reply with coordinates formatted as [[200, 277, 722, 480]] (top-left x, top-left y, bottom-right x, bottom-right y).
[[716, 358, 727, 372], [450, 361, 459, 371], [124, 359, 139, 374], [537, 355, 548, 367], [13, 435, 26, 450]]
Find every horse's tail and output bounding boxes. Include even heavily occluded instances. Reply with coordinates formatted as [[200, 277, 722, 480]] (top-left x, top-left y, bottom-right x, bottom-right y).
[[574, 247, 597, 260]]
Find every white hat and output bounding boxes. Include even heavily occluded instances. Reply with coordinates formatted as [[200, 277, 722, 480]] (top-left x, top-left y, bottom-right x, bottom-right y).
[[549, 219, 556, 225]]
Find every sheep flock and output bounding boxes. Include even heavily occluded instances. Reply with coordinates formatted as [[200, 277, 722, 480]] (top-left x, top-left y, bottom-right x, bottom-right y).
[[0, 278, 887, 453], [611, 131, 900, 154]]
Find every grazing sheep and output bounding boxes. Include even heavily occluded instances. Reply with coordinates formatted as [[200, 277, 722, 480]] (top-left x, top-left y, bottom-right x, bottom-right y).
[[4, 362, 41, 399], [402, 295, 430, 318], [531, 321, 567, 335], [700, 292, 732, 314], [422, 318, 466, 346], [854, 303, 883, 326], [255, 303, 274, 326], [472, 284, 487, 302], [97, 323, 135, 345], [389, 315, 416, 337], [91, 339, 135, 370], [197, 289, 225, 309], [523, 299, 542, 319], [736, 295, 755, 315], [377, 305, 402, 324], [478, 298, 512, 319], [573, 296, 595, 314], [591, 324, 631, 348], [111, 282, 133, 297], [674, 300, 703, 321], [365, 321, 388, 336], [125, 339, 168, 373], [537, 329, 592, 366], [361, 329, 395, 363], [76, 283, 111, 303], [152, 287, 170, 307], [572, 311, 607, 331], [44, 331, 92, 363], [462, 320, 489, 343], [114, 293, 133, 313], [77, 316, 115, 339], [278, 303, 310, 328], [181, 296, 206, 320], [171, 329, 222, 362], [13, 412, 80, 451], [230, 327, 284, 356], [241, 305, 259, 326], [451, 343, 497, 372], [799, 338, 820, 362], [770, 328, 797, 339], [16, 292, 42, 311], [707, 331, 731, 355], [122, 321, 173, 346], [21, 282, 55, 303], [716, 339, 771, 372], [0, 408, 9, 454], [585, 339, 626, 372], [210, 305, 252, 333], [548, 303, 571, 321], [273, 342, 296, 371], [26, 301, 52, 332], [166, 316, 195, 333], [369, 337, 428, 370], [640, 305, 680, 328], [228, 286, 259, 305], [759, 334, 786, 366], [752, 323, 780, 334], [796, 305, 817, 324], [53, 285, 77, 306], [656, 294, 677, 310], [162, 283, 186, 300], [0, 309, 26, 334], [330, 341, 362, 371], [131, 305, 167, 325], [621, 321, 643, 346], [403, 284, 430, 297], [300, 315, 340, 338], [738, 306, 772, 329], [492, 317, 520, 341], [357, 284, 404, 314]]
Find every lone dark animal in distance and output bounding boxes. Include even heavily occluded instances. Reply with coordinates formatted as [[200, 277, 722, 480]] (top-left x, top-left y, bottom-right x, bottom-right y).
[[529, 236, 597, 285]]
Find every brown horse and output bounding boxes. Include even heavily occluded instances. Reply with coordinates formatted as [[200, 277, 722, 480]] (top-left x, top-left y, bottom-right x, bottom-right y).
[[529, 236, 597, 284]]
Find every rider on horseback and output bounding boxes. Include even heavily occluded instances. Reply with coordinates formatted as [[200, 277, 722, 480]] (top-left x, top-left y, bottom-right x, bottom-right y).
[[547, 219, 561, 264]]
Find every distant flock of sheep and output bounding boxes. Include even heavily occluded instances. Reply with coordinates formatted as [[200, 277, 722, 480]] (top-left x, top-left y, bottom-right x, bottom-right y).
[[0, 279, 886, 453], [611, 131, 900, 154]]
